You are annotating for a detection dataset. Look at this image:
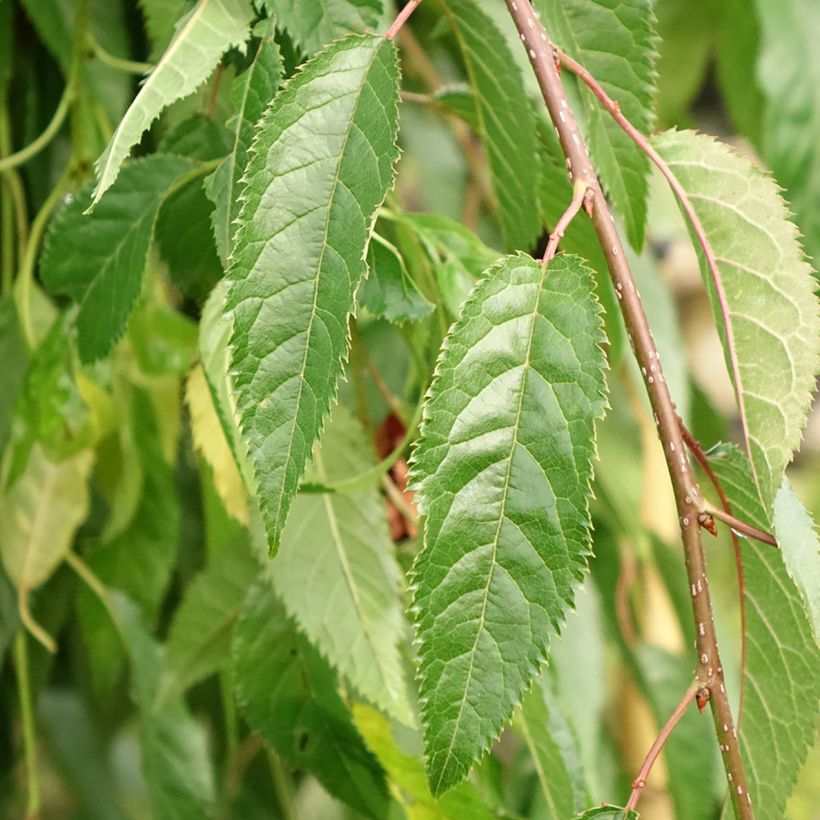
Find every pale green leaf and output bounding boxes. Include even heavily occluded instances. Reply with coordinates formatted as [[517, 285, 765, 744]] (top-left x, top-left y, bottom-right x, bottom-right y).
[[755, 0, 820, 265], [41, 155, 194, 362], [440, 0, 541, 251], [91, 0, 254, 204], [654, 129, 820, 514], [233, 574, 389, 818], [708, 443, 820, 818], [259, 0, 382, 55], [227, 34, 400, 552], [272, 407, 412, 724], [139, 0, 193, 60], [113, 593, 215, 820], [186, 364, 249, 524], [410, 253, 608, 794], [204, 30, 283, 265], [157, 538, 259, 705], [353, 703, 493, 820], [535, 0, 658, 249], [359, 232, 434, 324], [773, 478, 820, 642], [0, 445, 93, 595]]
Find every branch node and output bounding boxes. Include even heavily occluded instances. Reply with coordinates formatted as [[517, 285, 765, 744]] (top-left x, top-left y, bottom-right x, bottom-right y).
[[696, 686, 711, 713], [698, 511, 718, 537]]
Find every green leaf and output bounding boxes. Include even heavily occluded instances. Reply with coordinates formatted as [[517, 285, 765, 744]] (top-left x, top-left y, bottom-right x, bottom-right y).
[[91, 0, 254, 204], [410, 253, 608, 794], [353, 703, 494, 820], [0, 299, 31, 456], [233, 574, 389, 818], [515, 675, 577, 819], [440, 0, 541, 251], [41, 155, 194, 362], [227, 34, 400, 553], [157, 538, 259, 705], [536, 0, 657, 249], [755, 0, 820, 265], [113, 592, 215, 820], [574, 807, 637, 820], [204, 30, 283, 266], [0, 445, 93, 600], [708, 444, 820, 818], [272, 407, 412, 724], [773, 479, 820, 642], [259, 0, 382, 55], [359, 232, 434, 324], [139, 0, 193, 60], [654, 130, 820, 514]]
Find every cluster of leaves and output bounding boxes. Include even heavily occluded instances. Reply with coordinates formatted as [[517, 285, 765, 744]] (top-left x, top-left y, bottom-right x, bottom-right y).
[[0, 0, 818, 818]]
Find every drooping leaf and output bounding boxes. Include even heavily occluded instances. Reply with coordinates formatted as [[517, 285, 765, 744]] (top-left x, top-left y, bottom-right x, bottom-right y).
[[186, 364, 249, 524], [258, 0, 382, 56], [157, 538, 259, 705], [708, 444, 820, 818], [440, 0, 541, 251], [227, 34, 400, 553], [113, 592, 215, 820], [773, 478, 820, 642], [353, 704, 493, 820], [755, 0, 820, 265], [654, 130, 820, 514], [410, 253, 608, 794], [91, 0, 254, 204], [272, 407, 412, 724], [359, 232, 434, 324], [41, 155, 194, 362], [233, 574, 389, 818], [535, 0, 658, 249], [204, 29, 283, 266], [0, 445, 93, 605]]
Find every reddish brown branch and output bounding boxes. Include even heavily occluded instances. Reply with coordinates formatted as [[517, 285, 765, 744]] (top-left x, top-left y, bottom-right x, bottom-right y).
[[386, 0, 423, 40], [625, 681, 700, 812], [542, 179, 590, 265], [503, 3, 752, 816]]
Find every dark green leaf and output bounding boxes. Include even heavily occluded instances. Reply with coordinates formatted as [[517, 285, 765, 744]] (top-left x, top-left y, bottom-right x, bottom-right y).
[[574, 807, 637, 820], [410, 253, 608, 793], [227, 34, 400, 552]]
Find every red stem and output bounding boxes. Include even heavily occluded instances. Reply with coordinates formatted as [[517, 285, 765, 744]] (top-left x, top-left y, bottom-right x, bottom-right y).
[[386, 0, 423, 40], [542, 179, 590, 265]]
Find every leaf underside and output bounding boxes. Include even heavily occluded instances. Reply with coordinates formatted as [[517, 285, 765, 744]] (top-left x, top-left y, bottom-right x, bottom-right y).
[[708, 444, 820, 819], [226, 34, 400, 553], [654, 129, 820, 514], [410, 252, 608, 794]]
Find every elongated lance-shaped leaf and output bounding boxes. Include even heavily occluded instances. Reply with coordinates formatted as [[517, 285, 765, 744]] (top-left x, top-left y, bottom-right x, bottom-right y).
[[90, 0, 253, 205], [410, 253, 608, 794], [204, 28, 283, 266], [708, 444, 819, 818], [226, 34, 400, 553], [41, 155, 195, 362], [535, 0, 658, 250], [258, 0, 382, 56], [233, 574, 389, 818], [272, 407, 413, 725], [440, 0, 541, 252], [654, 130, 820, 514]]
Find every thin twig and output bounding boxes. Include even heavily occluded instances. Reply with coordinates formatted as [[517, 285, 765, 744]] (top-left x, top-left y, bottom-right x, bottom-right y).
[[386, 0, 423, 40], [542, 178, 590, 265], [503, 3, 752, 816], [704, 505, 777, 548], [558, 49, 749, 461], [625, 681, 700, 812], [381, 473, 419, 526], [91, 37, 152, 75]]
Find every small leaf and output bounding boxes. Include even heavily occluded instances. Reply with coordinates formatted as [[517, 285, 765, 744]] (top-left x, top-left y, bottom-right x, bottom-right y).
[[574, 807, 637, 820], [233, 574, 389, 818], [272, 407, 412, 724], [773, 478, 820, 642], [227, 34, 400, 553], [41, 155, 195, 362], [259, 0, 382, 55], [204, 29, 283, 265], [535, 0, 658, 249], [410, 253, 608, 794], [708, 444, 820, 818], [654, 129, 820, 513], [440, 0, 541, 251], [359, 232, 434, 324], [157, 538, 259, 705], [91, 0, 254, 204]]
